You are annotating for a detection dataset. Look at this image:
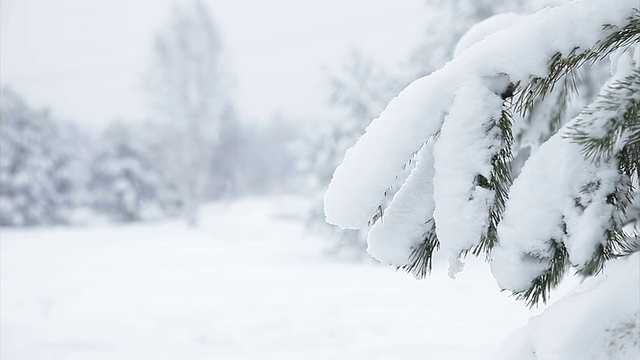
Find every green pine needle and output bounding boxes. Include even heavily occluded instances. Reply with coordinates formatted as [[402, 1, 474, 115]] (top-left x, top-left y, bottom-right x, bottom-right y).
[[473, 108, 514, 257], [515, 10, 640, 118], [516, 239, 570, 307], [402, 219, 440, 279]]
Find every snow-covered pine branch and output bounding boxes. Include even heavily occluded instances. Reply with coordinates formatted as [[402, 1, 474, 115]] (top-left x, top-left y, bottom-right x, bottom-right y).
[[324, 0, 639, 306]]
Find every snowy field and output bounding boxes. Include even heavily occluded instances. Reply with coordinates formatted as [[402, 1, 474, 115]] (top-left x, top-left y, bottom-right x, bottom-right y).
[[1, 196, 544, 360]]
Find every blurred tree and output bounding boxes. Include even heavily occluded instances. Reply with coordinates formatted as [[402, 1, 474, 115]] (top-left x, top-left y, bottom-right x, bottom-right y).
[[89, 122, 182, 222], [206, 104, 243, 199], [146, 0, 233, 226], [237, 114, 304, 195], [0, 87, 77, 226]]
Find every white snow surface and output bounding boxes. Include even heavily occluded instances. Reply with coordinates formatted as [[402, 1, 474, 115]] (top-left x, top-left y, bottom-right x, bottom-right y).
[[1, 196, 547, 360], [325, 0, 635, 233], [495, 253, 640, 360]]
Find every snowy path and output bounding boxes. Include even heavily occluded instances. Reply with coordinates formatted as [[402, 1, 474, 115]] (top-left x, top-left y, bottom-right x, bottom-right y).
[[1, 196, 540, 359]]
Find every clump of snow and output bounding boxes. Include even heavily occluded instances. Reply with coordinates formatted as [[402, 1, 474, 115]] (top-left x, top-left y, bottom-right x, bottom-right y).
[[491, 130, 620, 291], [323, 68, 460, 229], [494, 253, 640, 360], [454, 13, 525, 58], [367, 141, 436, 267], [432, 84, 502, 275], [454, 0, 635, 82]]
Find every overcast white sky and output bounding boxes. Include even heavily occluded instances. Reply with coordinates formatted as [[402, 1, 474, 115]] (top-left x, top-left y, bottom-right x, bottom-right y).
[[0, 0, 429, 127]]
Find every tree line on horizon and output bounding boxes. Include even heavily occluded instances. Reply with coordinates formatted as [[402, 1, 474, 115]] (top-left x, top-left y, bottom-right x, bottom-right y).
[[0, 1, 303, 227]]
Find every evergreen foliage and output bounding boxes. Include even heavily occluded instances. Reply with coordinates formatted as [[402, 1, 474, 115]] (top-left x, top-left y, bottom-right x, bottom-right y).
[[325, 3, 639, 309], [399, 11, 639, 307], [508, 13, 640, 305], [429, 12, 638, 305], [474, 108, 515, 257], [403, 219, 439, 278]]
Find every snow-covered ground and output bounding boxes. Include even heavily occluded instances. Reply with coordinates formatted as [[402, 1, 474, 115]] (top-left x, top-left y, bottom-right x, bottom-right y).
[[1, 196, 543, 360]]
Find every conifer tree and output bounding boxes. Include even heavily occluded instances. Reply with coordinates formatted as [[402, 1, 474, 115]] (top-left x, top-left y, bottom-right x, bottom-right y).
[[324, 1, 638, 357]]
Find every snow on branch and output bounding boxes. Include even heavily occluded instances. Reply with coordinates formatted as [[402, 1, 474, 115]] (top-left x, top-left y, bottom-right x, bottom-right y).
[[566, 66, 640, 167], [324, 0, 638, 303], [325, 0, 636, 230], [367, 141, 437, 272], [491, 44, 639, 305]]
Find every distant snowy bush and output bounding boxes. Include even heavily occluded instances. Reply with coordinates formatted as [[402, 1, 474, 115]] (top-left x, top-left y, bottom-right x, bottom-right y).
[[0, 88, 78, 226], [89, 122, 183, 222]]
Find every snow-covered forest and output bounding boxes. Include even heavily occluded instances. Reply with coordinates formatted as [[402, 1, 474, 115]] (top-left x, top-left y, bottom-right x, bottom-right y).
[[1, 0, 638, 359]]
